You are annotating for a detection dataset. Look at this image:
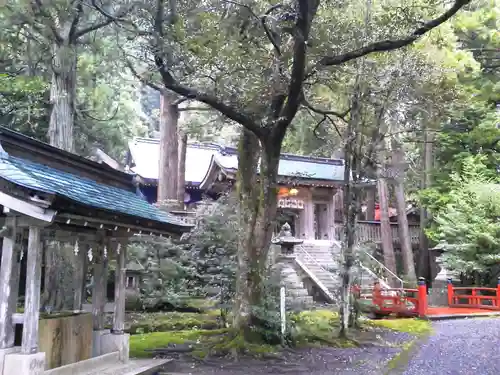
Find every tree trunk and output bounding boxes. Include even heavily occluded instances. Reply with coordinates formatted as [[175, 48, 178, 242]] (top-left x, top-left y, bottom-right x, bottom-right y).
[[232, 129, 280, 342], [377, 177, 397, 285], [157, 92, 180, 208], [418, 124, 434, 283], [392, 140, 416, 282], [48, 43, 77, 152], [177, 131, 187, 207], [339, 81, 363, 337], [365, 188, 376, 220]]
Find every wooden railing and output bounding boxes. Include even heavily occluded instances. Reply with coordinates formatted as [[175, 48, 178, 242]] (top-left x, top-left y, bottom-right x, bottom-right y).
[[170, 210, 197, 225], [448, 279, 500, 310], [334, 221, 420, 245]]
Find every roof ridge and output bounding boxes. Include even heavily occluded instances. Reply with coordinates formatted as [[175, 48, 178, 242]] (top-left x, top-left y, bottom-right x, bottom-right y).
[[131, 137, 344, 163]]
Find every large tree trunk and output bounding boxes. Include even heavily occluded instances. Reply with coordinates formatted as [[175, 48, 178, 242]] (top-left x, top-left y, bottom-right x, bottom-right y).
[[365, 188, 376, 220], [157, 92, 179, 208], [392, 140, 416, 282], [177, 131, 187, 207], [418, 124, 434, 283], [48, 43, 77, 152], [232, 129, 280, 341], [377, 177, 397, 285]]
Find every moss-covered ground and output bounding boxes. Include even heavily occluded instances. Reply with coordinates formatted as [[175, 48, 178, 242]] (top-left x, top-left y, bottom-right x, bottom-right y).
[[127, 302, 433, 361]]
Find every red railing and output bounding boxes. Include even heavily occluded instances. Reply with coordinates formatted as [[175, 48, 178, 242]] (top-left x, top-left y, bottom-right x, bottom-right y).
[[352, 279, 428, 317], [447, 278, 500, 310]]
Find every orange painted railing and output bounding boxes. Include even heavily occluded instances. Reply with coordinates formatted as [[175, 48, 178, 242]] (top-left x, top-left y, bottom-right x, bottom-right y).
[[447, 278, 500, 310], [353, 278, 428, 317]]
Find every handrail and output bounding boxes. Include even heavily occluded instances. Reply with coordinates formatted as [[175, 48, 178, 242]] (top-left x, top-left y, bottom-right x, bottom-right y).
[[360, 250, 404, 289], [294, 257, 336, 303], [356, 261, 392, 290], [296, 244, 339, 284]]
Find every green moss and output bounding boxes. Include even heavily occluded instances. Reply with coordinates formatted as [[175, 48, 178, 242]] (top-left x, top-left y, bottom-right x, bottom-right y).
[[365, 318, 432, 336], [126, 311, 221, 334], [385, 340, 417, 373], [290, 309, 357, 348], [130, 329, 228, 358]]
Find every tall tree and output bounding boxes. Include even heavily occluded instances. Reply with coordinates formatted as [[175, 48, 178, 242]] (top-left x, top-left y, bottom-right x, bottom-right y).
[[103, 0, 470, 338], [6, 0, 132, 151]]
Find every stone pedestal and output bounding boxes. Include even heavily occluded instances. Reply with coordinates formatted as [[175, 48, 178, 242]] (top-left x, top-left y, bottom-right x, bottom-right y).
[[273, 255, 313, 311], [91, 329, 110, 358], [0, 347, 20, 374], [3, 351, 45, 375], [101, 333, 129, 362]]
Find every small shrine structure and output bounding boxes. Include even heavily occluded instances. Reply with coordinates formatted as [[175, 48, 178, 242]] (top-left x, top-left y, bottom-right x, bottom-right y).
[[0, 127, 191, 374]]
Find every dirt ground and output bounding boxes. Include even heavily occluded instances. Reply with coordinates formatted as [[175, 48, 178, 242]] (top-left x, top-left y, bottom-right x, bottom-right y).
[[159, 330, 414, 375]]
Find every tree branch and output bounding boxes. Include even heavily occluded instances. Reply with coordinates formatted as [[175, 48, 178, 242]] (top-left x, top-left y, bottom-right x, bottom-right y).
[[302, 95, 350, 122], [75, 1, 133, 40], [276, 0, 320, 135], [151, 0, 262, 136], [68, 1, 84, 42], [315, 0, 471, 69], [29, 0, 63, 43]]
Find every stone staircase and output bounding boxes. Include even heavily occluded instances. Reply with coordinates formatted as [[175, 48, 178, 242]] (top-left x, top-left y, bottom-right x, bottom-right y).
[[295, 240, 394, 304]]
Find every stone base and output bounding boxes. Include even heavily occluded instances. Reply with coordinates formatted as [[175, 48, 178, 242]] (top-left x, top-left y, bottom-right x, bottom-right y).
[[0, 347, 20, 374], [91, 330, 110, 358], [3, 351, 45, 375], [101, 333, 129, 362]]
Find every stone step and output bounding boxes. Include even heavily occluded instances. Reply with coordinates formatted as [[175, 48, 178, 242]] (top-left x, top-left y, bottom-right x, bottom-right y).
[[45, 358, 171, 375]]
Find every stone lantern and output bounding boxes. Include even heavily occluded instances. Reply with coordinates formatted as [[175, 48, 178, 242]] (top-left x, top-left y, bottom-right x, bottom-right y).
[[271, 223, 312, 311], [272, 222, 304, 256]]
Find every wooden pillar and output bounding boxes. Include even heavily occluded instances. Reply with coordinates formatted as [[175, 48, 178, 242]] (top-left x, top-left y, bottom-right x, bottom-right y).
[[21, 226, 42, 354], [302, 189, 314, 239], [113, 241, 127, 334], [92, 240, 108, 331], [73, 240, 89, 311], [0, 220, 17, 349]]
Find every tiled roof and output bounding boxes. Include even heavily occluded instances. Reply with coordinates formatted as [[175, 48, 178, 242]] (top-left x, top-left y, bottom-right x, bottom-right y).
[[0, 154, 191, 230], [128, 138, 345, 183]]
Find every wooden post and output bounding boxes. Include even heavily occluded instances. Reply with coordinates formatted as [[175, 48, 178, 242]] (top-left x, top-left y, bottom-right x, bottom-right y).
[[113, 241, 127, 333], [0, 220, 16, 349], [73, 240, 88, 311], [417, 277, 427, 317], [92, 240, 108, 331], [447, 278, 454, 306], [497, 278, 500, 309], [21, 226, 42, 354]]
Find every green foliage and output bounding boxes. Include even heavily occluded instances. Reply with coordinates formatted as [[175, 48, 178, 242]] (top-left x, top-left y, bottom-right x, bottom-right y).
[[425, 156, 500, 281], [366, 318, 432, 336], [126, 311, 221, 334]]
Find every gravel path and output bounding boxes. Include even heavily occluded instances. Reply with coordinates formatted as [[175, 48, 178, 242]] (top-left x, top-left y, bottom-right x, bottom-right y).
[[402, 318, 500, 375], [159, 330, 414, 375]]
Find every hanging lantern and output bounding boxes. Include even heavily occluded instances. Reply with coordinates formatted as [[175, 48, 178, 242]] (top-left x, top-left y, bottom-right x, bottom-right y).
[[104, 246, 108, 259], [88, 248, 93, 262], [278, 187, 289, 197], [289, 188, 299, 196]]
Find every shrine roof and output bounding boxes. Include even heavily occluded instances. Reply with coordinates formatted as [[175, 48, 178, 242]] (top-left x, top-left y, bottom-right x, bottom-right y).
[[0, 128, 191, 234], [127, 138, 345, 185]]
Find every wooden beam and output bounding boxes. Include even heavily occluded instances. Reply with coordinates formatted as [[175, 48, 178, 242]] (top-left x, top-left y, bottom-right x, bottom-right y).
[[0, 191, 56, 222], [58, 213, 189, 237], [112, 240, 127, 334], [0, 218, 17, 348], [21, 226, 42, 354], [92, 239, 108, 330]]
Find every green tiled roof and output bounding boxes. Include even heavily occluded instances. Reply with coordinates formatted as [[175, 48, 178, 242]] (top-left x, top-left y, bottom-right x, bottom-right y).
[[0, 154, 190, 230]]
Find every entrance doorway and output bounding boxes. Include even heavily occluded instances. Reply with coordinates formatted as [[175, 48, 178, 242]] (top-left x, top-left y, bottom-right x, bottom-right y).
[[276, 209, 300, 237]]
